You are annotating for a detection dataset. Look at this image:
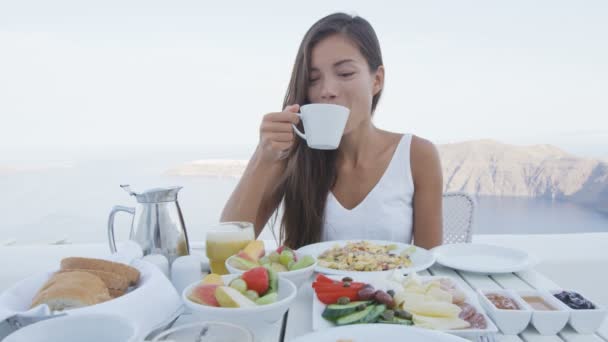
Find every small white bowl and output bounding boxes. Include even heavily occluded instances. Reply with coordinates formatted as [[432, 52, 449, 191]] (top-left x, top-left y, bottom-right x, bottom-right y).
[[478, 289, 532, 334], [516, 290, 569, 335], [550, 289, 607, 334], [152, 321, 253, 341], [225, 250, 317, 288], [183, 274, 297, 325], [4, 313, 138, 342]]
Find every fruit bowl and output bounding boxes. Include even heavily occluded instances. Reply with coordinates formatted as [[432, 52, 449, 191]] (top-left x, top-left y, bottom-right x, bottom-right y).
[[183, 274, 297, 324], [225, 248, 317, 288]]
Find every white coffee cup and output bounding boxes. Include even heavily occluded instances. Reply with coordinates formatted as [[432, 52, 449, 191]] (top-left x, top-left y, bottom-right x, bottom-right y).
[[292, 103, 350, 150]]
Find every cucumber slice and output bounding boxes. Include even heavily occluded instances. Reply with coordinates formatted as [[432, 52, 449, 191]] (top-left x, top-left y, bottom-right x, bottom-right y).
[[377, 317, 413, 325], [335, 305, 375, 326], [322, 301, 373, 320], [361, 304, 386, 323]]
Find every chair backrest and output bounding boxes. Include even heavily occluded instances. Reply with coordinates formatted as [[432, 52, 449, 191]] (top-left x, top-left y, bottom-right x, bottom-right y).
[[442, 192, 475, 244]]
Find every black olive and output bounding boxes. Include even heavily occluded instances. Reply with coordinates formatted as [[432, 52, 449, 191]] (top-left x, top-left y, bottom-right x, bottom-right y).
[[356, 303, 367, 311], [395, 309, 413, 320]]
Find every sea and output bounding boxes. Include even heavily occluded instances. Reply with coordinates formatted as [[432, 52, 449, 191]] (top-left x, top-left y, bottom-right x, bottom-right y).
[[1, 146, 606, 245]]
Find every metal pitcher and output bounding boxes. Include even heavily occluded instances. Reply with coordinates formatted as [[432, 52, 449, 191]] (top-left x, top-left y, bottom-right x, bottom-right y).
[[108, 184, 190, 263]]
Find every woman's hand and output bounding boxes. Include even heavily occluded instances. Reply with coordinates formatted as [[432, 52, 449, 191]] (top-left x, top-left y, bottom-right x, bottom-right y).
[[258, 104, 301, 163]]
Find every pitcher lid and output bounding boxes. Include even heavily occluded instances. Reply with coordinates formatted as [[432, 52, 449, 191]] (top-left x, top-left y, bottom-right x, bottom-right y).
[[121, 185, 182, 203]]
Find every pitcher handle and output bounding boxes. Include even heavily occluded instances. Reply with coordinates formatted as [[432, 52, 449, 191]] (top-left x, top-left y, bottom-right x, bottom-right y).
[[108, 205, 135, 253]]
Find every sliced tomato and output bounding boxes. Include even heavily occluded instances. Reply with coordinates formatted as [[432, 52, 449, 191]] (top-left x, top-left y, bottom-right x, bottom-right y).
[[314, 285, 361, 293], [312, 282, 366, 289], [312, 274, 371, 305], [317, 292, 359, 304], [316, 291, 360, 305], [312, 283, 366, 291], [313, 287, 365, 296], [314, 274, 335, 284], [313, 275, 366, 286], [313, 284, 361, 303]]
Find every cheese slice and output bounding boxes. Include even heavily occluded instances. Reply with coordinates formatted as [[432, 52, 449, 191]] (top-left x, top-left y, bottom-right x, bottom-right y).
[[413, 314, 471, 330], [402, 293, 461, 318], [427, 287, 453, 303]]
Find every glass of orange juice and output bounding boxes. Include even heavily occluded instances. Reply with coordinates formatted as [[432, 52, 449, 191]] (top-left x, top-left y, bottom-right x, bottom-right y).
[[205, 221, 254, 275]]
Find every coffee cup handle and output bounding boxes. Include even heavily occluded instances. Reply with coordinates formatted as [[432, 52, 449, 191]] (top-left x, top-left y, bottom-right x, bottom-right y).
[[292, 113, 306, 140]]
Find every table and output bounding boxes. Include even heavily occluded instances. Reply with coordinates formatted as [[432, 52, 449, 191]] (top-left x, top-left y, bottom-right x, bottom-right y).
[[164, 265, 608, 342], [1, 240, 605, 341]]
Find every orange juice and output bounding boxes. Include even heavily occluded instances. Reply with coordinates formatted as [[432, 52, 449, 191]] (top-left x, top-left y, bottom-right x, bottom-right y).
[[205, 222, 254, 274]]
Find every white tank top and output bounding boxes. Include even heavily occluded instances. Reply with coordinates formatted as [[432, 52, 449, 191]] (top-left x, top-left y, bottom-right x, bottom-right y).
[[322, 134, 415, 243]]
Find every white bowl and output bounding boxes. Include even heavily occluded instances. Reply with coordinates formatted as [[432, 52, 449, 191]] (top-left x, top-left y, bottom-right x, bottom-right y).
[[4, 313, 138, 342], [152, 321, 253, 341], [478, 289, 532, 334], [182, 274, 297, 324], [550, 289, 607, 334], [225, 251, 317, 288], [0, 259, 183, 338], [516, 290, 569, 335]]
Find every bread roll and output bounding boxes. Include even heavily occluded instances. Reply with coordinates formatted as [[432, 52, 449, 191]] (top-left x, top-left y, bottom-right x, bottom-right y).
[[60, 257, 140, 285], [38, 271, 108, 293], [31, 271, 111, 311], [109, 288, 127, 298], [59, 268, 129, 292]]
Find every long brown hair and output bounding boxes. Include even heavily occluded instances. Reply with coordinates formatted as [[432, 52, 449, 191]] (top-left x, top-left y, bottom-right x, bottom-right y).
[[275, 13, 385, 249]]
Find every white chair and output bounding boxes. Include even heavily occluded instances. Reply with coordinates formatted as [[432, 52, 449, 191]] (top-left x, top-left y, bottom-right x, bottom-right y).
[[442, 192, 476, 244]]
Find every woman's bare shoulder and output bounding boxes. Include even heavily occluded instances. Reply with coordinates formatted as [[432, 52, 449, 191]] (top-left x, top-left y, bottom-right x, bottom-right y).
[[411, 135, 438, 156], [410, 135, 442, 185]]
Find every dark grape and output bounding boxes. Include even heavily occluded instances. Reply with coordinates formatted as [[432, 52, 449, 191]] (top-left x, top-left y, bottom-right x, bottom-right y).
[[374, 290, 395, 308], [357, 287, 376, 301]]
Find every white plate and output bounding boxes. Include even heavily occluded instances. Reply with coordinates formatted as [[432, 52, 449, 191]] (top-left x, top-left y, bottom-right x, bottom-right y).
[[312, 275, 498, 337], [432, 243, 533, 274], [297, 240, 435, 277], [292, 324, 469, 342], [4, 313, 139, 342]]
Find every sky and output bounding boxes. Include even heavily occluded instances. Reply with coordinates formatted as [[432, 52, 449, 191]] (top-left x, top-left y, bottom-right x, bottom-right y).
[[1, 0, 607, 158]]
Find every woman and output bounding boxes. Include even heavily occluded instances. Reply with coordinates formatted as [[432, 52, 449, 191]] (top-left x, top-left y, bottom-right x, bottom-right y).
[[221, 13, 443, 250]]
